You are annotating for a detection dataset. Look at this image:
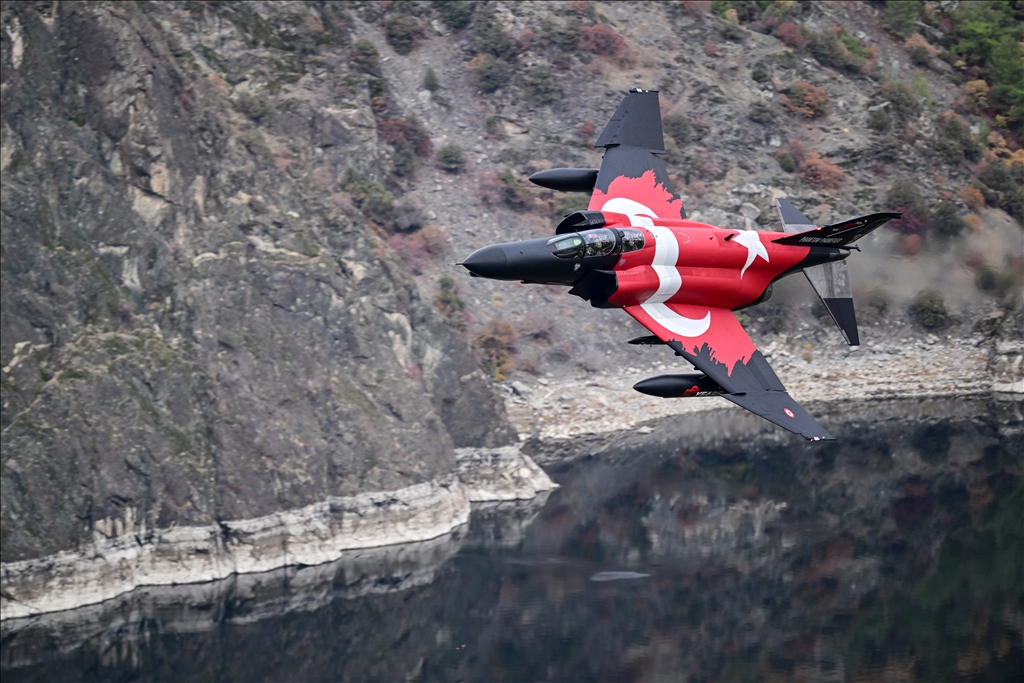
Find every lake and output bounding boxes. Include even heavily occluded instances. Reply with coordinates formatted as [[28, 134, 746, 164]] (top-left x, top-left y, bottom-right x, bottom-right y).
[[2, 397, 1021, 682]]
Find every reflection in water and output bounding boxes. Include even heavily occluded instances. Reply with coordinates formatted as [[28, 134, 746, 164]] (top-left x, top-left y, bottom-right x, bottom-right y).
[[2, 398, 1021, 682]]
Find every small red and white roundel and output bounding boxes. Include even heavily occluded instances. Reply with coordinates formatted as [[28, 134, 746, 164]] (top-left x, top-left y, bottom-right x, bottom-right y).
[[784, 408, 795, 418]]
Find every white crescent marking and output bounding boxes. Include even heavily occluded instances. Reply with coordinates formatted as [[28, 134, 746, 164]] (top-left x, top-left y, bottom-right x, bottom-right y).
[[601, 198, 681, 303], [732, 230, 770, 279], [601, 197, 657, 227], [601, 198, 709, 336], [640, 302, 712, 338]]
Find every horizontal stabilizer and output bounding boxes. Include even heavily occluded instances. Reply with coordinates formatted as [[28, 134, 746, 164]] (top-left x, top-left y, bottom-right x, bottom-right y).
[[774, 211, 901, 246], [776, 198, 817, 234], [804, 261, 859, 345]]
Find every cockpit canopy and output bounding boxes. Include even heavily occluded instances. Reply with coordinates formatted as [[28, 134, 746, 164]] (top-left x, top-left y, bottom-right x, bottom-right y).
[[548, 228, 645, 260]]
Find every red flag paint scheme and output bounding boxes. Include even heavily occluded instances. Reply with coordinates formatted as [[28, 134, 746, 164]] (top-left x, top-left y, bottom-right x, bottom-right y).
[[461, 89, 900, 441]]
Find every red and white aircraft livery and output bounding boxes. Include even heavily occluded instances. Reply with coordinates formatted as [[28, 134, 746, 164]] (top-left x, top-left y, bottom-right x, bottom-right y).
[[462, 89, 899, 441]]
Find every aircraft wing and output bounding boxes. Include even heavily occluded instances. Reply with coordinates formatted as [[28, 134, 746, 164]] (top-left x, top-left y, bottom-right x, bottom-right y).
[[588, 89, 687, 221], [624, 303, 834, 440]]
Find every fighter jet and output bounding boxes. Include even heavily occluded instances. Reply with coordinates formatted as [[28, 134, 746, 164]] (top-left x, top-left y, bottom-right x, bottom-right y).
[[462, 89, 899, 441]]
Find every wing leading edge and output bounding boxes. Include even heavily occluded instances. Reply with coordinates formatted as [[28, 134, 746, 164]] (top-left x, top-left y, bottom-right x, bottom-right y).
[[624, 303, 834, 440]]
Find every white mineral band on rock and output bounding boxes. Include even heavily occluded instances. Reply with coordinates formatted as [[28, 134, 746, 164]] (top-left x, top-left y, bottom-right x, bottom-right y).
[[0, 449, 556, 621]]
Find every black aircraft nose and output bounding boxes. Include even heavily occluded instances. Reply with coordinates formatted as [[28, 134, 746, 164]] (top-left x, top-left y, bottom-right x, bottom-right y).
[[462, 244, 508, 278]]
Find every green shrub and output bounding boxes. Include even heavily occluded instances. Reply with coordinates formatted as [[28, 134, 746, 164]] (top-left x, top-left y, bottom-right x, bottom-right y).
[[884, 0, 922, 37], [776, 153, 796, 173], [499, 170, 533, 210], [553, 193, 589, 219], [235, 91, 275, 124], [435, 275, 466, 329], [863, 287, 891, 319], [352, 39, 382, 77], [979, 159, 1016, 195], [663, 112, 691, 146], [908, 43, 931, 66], [437, 142, 465, 173], [886, 178, 928, 220], [560, 17, 582, 52], [422, 67, 440, 92], [878, 81, 920, 121], [930, 200, 965, 239], [393, 143, 415, 177], [470, 54, 511, 93], [867, 106, 892, 132], [523, 67, 560, 105], [806, 27, 867, 73], [979, 160, 1024, 219], [662, 137, 682, 165], [472, 4, 516, 60], [474, 319, 517, 381], [748, 101, 776, 124], [342, 169, 395, 226], [974, 264, 998, 292], [436, 0, 472, 31], [384, 14, 421, 55], [909, 289, 948, 329]]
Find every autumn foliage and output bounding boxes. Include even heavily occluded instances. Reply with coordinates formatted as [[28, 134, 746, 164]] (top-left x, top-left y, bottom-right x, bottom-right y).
[[780, 81, 829, 119], [578, 24, 625, 56], [772, 22, 805, 50], [800, 152, 845, 190], [960, 185, 985, 210]]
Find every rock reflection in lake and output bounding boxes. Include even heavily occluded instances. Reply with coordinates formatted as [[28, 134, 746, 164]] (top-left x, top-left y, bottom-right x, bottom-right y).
[[2, 397, 1021, 683]]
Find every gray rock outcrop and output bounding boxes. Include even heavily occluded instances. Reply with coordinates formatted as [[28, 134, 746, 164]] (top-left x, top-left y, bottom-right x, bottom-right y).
[[0, 2, 519, 575]]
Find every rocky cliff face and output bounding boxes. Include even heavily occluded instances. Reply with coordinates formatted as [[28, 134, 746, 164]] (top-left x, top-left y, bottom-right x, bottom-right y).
[[2, 0, 1020, 573], [0, 1, 516, 564]]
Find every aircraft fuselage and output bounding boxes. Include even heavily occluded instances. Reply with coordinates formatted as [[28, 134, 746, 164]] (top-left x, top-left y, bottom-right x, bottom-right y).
[[463, 212, 849, 311]]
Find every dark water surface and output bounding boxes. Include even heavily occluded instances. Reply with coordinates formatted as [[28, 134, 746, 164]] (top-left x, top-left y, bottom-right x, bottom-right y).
[[3, 398, 1022, 682]]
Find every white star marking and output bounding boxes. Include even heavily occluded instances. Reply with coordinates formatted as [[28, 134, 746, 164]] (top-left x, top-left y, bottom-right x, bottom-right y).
[[732, 230, 769, 279]]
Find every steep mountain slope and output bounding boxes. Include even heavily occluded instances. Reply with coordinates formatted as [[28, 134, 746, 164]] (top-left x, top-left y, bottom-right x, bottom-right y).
[[0, 1, 515, 563], [1, 0, 1021, 567]]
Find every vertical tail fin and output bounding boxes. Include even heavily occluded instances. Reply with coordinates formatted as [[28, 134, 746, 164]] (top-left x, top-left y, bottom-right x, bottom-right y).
[[775, 199, 860, 346]]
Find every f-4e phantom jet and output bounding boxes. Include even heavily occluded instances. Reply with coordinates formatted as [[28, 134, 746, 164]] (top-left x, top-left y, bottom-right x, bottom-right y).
[[462, 89, 899, 441]]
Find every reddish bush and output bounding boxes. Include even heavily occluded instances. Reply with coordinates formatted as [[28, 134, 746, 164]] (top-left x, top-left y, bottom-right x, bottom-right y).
[[416, 225, 448, 255], [703, 41, 719, 56], [800, 152, 844, 189], [679, 0, 711, 18], [386, 233, 429, 274], [378, 117, 432, 156], [478, 172, 506, 206], [579, 24, 624, 56], [960, 185, 985, 210], [890, 208, 926, 235], [772, 21, 805, 49], [899, 233, 923, 255], [576, 120, 596, 140], [963, 250, 987, 268], [783, 140, 807, 167], [780, 81, 829, 119]]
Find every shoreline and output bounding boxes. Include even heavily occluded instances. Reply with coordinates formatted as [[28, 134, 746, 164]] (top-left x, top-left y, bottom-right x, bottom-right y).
[[0, 447, 556, 621], [3, 337, 1020, 622], [503, 335, 1020, 445]]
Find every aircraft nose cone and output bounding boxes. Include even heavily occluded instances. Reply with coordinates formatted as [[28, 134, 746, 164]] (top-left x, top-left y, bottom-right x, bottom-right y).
[[462, 245, 508, 278]]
